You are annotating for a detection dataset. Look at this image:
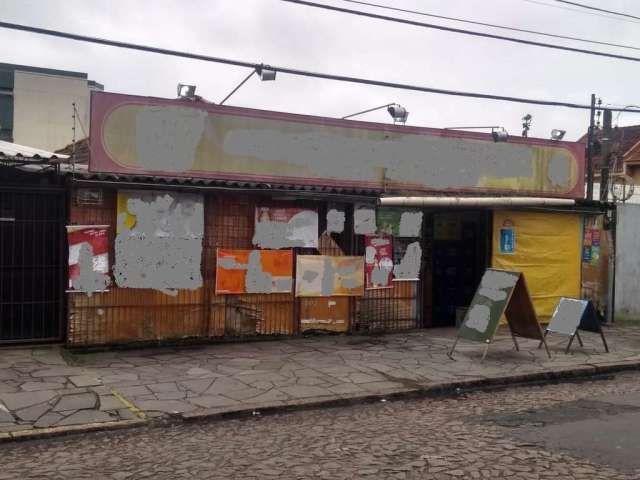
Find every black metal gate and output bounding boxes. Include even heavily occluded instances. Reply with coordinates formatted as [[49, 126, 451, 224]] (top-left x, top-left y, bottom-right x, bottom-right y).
[[0, 186, 65, 343]]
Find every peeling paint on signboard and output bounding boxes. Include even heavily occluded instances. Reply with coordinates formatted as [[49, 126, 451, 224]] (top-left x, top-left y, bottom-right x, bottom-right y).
[[114, 190, 203, 296]]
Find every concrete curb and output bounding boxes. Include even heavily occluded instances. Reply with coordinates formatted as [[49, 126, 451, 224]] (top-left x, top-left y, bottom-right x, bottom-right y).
[[0, 419, 147, 444], [3, 360, 640, 444], [180, 361, 640, 423]]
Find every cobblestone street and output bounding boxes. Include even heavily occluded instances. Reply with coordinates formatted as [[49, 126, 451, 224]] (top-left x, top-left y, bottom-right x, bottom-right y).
[[3, 370, 640, 479]]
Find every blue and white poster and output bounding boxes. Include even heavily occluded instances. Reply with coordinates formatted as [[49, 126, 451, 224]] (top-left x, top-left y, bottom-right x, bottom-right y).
[[499, 228, 515, 254]]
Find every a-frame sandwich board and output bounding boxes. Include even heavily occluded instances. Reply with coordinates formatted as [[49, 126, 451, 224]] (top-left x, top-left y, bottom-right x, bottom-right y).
[[449, 268, 550, 361], [540, 297, 609, 354]]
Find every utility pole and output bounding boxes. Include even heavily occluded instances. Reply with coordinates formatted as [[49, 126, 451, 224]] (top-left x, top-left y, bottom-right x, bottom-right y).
[[586, 94, 596, 201], [600, 108, 612, 202]]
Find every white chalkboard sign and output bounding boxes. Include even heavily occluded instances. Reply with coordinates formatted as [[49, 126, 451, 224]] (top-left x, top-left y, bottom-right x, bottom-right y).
[[541, 297, 609, 354]]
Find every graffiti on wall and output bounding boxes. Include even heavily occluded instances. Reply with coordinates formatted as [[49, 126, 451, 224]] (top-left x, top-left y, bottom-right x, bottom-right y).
[[114, 190, 204, 296]]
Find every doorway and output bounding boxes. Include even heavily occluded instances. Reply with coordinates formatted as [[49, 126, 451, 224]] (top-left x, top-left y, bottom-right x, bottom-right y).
[[0, 186, 65, 343], [430, 210, 490, 327]]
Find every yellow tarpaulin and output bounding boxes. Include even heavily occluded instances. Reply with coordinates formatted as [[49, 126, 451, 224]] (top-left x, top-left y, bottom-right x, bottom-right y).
[[492, 210, 581, 321]]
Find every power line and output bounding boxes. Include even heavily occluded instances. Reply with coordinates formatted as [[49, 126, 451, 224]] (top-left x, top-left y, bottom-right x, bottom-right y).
[[522, 0, 640, 24], [339, 0, 640, 52], [1, 20, 640, 114], [281, 0, 640, 63], [554, 0, 640, 21]]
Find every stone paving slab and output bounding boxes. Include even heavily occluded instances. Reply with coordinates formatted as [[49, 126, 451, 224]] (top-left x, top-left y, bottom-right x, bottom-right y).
[[0, 348, 140, 437], [2, 325, 640, 440]]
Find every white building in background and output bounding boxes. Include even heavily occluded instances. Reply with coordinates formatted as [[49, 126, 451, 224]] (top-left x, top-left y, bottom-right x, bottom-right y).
[[0, 62, 103, 152]]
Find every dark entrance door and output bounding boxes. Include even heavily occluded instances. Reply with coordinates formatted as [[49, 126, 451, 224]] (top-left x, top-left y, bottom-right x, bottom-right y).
[[431, 211, 489, 327], [0, 187, 65, 343]]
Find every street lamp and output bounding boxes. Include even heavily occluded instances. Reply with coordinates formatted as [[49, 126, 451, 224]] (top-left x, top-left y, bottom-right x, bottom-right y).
[[219, 64, 277, 105], [342, 103, 409, 124], [550, 129, 566, 140]]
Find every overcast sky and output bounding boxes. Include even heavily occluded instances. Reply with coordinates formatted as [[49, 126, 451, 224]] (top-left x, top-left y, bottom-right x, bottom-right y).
[[2, 0, 640, 140]]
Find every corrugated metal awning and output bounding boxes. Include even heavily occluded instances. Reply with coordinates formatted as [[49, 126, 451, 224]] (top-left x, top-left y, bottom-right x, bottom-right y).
[[0, 140, 70, 161]]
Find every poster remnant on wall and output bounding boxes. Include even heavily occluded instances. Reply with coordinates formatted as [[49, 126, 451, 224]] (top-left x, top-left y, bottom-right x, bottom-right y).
[[300, 297, 350, 332], [215, 249, 293, 294], [393, 241, 422, 281], [114, 190, 204, 296], [377, 209, 423, 237], [582, 226, 601, 266], [354, 205, 376, 235], [67, 225, 110, 294], [365, 234, 394, 289], [253, 207, 318, 248], [326, 208, 346, 234], [295, 255, 365, 297]]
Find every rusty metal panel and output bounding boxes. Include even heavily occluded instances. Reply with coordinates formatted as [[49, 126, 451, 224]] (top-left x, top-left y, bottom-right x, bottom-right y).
[[67, 186, 208, 345], [300, 297, 350, 332]]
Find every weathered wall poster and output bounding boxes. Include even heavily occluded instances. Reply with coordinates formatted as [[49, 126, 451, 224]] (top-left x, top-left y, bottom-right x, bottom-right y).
[[67, 225, 110, 293], [295, 255, 365, 297], [354, 205, 376, 235], [377, 209, 423, 237], [215, 249, 293, 294], [114, 190, 204, 296], [499, 219, 516, 254], [365, 234, 394, 289], [326, 208, 345, 234], [253, 207, 318, 248], [90, 92, 584, 198], [393, 241, 422, 281]]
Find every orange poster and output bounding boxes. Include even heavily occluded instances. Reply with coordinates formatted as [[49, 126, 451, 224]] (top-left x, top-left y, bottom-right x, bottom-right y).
[[215, 249, 293, 294]]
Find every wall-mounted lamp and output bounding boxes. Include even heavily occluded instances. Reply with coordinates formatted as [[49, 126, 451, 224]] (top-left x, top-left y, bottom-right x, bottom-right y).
[[550, 129, 566, 140], [492, 127, 509, 142], [342, 103, 409, 124], [387, 104, 409, 124], [219, 64, 277, 105], [177, 83, 197, 99]]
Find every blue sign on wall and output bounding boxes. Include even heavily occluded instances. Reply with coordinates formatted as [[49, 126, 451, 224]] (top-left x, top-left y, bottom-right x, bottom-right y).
[[499, 228, 515, 254]]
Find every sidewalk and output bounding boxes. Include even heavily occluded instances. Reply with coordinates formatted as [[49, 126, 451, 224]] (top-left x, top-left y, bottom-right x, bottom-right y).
[[2, 325, 640, 441]]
